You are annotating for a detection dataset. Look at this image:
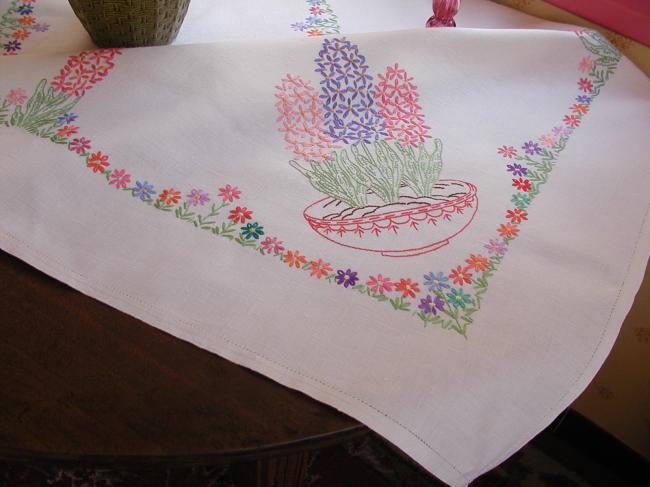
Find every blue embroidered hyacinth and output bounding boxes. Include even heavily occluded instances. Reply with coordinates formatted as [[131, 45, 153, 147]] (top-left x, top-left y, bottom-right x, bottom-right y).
[[314, 38, 386, 144]]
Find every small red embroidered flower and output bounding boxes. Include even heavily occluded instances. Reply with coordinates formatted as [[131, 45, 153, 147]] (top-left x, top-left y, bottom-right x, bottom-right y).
[[309, 259, 332, 278], [563, 115, 581, 128], [307, 28, 323, 36], [506, 208, 528, 223], [464, 255, 489, 272], [159, 188, 181, 204], [497, 145, 517, 158], [284, 250, 307, 268], [449, 265, 473, 286], [512, 178, 532, 192], [56, 125, 79, 137], [395, 278, 420, 298], [570, 103, 589, 115], [498, 223, 519, 238], [577, 77, 593, 93], [228, 206, 252, 223], [86, 151, 109, 173]]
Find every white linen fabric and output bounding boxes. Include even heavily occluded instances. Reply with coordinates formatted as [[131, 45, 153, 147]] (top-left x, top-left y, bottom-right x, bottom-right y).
[[1, 2, 649, 486]]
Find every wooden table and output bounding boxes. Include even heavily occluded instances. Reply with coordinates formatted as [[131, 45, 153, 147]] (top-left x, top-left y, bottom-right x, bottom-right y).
[[0, 250, 368, 486]]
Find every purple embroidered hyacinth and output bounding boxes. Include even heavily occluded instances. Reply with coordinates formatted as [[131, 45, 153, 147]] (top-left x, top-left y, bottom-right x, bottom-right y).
[[315, 38, 386, 144]]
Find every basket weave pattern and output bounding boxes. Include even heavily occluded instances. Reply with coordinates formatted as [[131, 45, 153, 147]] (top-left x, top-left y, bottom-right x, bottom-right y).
[[68, 0, 191, 47]]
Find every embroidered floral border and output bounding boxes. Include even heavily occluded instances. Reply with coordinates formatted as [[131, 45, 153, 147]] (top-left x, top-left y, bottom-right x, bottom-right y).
[[291, 0, 340, 37], [0, 30, 620, 337], [1, 0, 49, 56]]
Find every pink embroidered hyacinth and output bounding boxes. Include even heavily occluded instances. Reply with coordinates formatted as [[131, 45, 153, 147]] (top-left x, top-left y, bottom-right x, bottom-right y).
[[275, 74, 338, 162], [374, 63, 431, 148], [51, 48, 123, 97]]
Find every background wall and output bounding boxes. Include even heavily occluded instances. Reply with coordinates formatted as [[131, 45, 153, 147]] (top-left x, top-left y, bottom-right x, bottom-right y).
[[490, 0, 650, 460]]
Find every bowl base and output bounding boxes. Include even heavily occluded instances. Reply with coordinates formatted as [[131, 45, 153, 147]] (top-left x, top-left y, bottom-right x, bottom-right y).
[[380, 239, 449, 258]]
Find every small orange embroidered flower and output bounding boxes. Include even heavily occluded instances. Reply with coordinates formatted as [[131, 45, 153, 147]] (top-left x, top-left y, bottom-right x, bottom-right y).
[[18, 15, 35, 25], [284, 250, 307, 269], [449, 265, 473, 286], [570, 103, 588, 115], [56, 125, 78, 137], [309, 259, 332, 278], [464, 254, 489, 272], [12, 29, 31, 40], [506, 208, 528, 223], [86, 151, 109, 173], [159, 188, 181, 204], [498, 223, 519, 238], [395, 278, 420, 298]]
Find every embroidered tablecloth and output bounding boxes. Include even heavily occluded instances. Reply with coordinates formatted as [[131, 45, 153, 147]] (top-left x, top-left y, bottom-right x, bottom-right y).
[[1, 1, 649, 486]]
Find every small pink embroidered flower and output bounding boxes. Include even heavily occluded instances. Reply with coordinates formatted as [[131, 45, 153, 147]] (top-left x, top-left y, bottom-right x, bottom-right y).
[[506, 208, 528, 223], [56, 125, 79, 137], [218, 184, 241, 202], [309, 6, 324, 15], [68, 137, 91, 154], [284, 250, 307, 268], [571, 103, 589, 115], [464, 255, 489, 272], [538, 134, 556, 148], [497, 145, 517, 158], [228, 206, 252, 223], [449, 266, 473, 286], [86, 151, 109, 173], [498, 223, 519, 238], [309, 259, 332, 278], [108, 169, 131, 189], [578, 56, 593, 73], [577, 77, 593, 93], [5, 88, 28, 105], [366, 274, 394, 294], [260, 236, 284, 255], [563, 114, 581, 128], [512, 178, 532, 192], [159, 188, 181, 204], [395, 278, 420, 298], [186, 188, 210, 206]]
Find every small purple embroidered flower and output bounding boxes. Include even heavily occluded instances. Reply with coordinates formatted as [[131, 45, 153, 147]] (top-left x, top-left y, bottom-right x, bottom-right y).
[[3, 40, 21, 53], [17, 4, 34, 15], [291, 22, 306, 32], [68, 137, 91, 154], [506, 163, 528, 177], [423, 271, 450, 292], [335, 268, 358, 287], [484, 238, 508, 257], [56, 112, 78, 126], [551, 126, 572, 138], [32, 23, 50, 32], [186, 188, 210, 206], [521, 141, 542, 156], [575, 95, 592, 104], [418, 295, 445, 314], [132, 181, 156, 201]]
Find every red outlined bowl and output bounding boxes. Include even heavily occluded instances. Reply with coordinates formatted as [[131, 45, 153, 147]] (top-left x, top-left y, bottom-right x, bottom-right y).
[[303, 180, 478, 257]]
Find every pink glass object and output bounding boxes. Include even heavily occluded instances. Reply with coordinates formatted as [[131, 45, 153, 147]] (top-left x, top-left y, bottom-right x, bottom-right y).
[[426, 0, 461, 28]]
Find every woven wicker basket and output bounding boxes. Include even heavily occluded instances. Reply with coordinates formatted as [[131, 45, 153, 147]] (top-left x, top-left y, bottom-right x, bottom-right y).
[[68, 0, 192, 48]]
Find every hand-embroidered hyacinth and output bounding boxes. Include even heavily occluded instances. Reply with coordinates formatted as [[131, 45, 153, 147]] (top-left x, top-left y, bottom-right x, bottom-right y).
[[275, 74, 338, 162], [374, 63, 432, 148], [315, 38, 386, 145], [51, 49, 122, 97]]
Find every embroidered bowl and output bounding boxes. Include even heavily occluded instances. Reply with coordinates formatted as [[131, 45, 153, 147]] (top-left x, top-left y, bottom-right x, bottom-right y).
[[303, 180, 478, 257]]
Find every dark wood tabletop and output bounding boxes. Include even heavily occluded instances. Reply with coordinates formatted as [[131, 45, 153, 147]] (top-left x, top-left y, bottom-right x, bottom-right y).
[[0, 249, 366, 474]]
